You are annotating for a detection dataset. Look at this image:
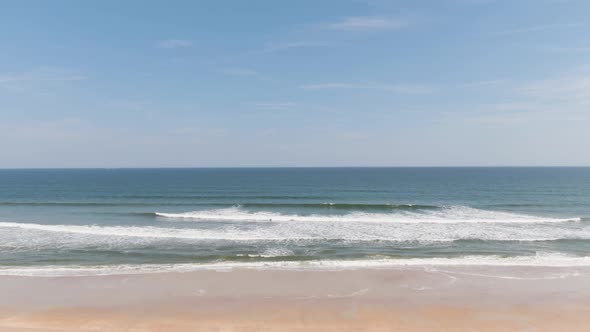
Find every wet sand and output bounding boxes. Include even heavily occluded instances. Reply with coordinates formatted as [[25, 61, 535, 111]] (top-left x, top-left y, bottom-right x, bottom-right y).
[[1, 266, 590, 331]]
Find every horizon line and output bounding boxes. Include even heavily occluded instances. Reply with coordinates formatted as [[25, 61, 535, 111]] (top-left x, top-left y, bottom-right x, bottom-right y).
[[1, 165, 589, 170]]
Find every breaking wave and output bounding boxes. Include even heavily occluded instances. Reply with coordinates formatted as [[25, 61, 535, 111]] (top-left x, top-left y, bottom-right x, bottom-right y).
[[1, 253, 590, 276], [155, 206, 580, 224], [0, 216, 588, 244]]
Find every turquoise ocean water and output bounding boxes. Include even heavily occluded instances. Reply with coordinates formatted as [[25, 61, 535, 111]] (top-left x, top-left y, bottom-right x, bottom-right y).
[[1, 168, 589, 276]]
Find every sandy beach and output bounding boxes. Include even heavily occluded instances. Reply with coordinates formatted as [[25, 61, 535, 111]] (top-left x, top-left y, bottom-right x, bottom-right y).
[[3, 0, 590, 328], [1, 266, 589, 331]]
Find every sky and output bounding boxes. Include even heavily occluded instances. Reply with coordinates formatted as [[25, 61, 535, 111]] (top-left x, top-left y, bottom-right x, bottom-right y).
[[1, 0, 589, 167]]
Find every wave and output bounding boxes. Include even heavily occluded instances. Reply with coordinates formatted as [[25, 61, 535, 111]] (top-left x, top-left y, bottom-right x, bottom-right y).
[[0, 202, 256, 208], [0, 202, 439, 214], [483, 203, 548, 208], [126, 203, 437, 216], [0, 201, 226, 207], [1, 253, 589, 276], [1, 217, 589, 244], [240, 248, 295, 258], [96, 194, 332, 200], [0, 222, 243, 240], [237, 202, 438, 211], [155, 206, 580, 224], [0, 202, 430, 210], [0, 201, 146, 207]]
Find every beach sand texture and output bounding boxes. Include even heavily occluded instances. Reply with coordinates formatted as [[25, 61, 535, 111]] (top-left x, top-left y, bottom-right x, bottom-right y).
[[1, 267, 589, 331]]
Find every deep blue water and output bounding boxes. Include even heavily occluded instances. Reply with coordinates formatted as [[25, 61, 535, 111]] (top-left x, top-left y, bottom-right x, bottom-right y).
[[1, 168, 589, 275]]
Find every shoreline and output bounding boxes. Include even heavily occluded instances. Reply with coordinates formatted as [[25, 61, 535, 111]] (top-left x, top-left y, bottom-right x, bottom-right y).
[[1, 266, 590, 331], [2, 252, 590, 277]]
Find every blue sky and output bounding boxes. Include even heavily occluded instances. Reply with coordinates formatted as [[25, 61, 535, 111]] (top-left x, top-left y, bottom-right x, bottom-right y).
[[1, 0, 589, 167]]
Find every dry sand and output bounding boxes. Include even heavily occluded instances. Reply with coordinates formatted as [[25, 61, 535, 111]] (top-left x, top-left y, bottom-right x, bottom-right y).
[[1, 266, 589, 331]]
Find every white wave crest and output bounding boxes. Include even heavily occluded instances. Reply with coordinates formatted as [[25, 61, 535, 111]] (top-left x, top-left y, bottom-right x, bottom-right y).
[[0, 221, 296, 241], [155, 206, 579, 224], [1, 218, 589, 247], [1, 253, 590, 276]]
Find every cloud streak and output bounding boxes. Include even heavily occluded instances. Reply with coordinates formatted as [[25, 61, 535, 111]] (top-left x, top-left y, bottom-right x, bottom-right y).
[[495, 23, 584, 35], [446, 67, 590, 126], [263, 41, 332, 52], [301, 83, 434, 94], [547, 45, 590, 53], [519, 75, 590, 105], [252, 102, 296, 111], [157, 39, 194, 49], [0, 68, 87, 93], [0, 67, 87, 84], [222, 68, 259, 76], [325, 16, 409, 31]]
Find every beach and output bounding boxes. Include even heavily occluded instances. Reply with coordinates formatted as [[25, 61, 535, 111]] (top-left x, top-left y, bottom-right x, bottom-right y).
[[2, 266, 590, 331], [3, 0, 590, 328], [1, 168, 589, 330]]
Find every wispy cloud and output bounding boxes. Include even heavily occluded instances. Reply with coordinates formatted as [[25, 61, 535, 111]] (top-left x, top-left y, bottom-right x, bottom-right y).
[[217, 41, 331, 64], [447, 67, 590, 125], [495, 23, 584, 35], [222, 68, 259, 76], [462, 79, 506, 88], [547, 45, 590, 53], [0, 68, 87, 94], [106, 100, 149, 111], [519, 74, 590, 105], [157, 39, 194, 49], [452, 0, 497, 5], [301, 83, 433, 94], [263, 41, 332, 52], [252, 102, 296, 111], [325, 16, 409, 31], [0, 67, 87, 84]]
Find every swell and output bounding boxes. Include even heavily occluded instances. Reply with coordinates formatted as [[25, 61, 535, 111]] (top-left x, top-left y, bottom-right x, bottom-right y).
[[0, 202, 435, 211], [96, 194, 333, 200], [0, 201, 223, 207], [0, 202, 252, 208], [128, 203, 438, 215]]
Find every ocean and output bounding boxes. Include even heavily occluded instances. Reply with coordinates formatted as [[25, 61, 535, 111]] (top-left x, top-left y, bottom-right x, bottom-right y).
[[1, 167, 589, 276]]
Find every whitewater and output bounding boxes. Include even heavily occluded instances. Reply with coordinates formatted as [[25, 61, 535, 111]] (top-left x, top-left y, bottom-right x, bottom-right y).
[[1, 168, 589, 276]]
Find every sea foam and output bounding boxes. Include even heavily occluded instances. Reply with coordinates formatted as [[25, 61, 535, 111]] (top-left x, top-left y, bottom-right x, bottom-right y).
[[155, 205, 579, 224], [1, 253, 589, 277], [1, 216, 588, 246]]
